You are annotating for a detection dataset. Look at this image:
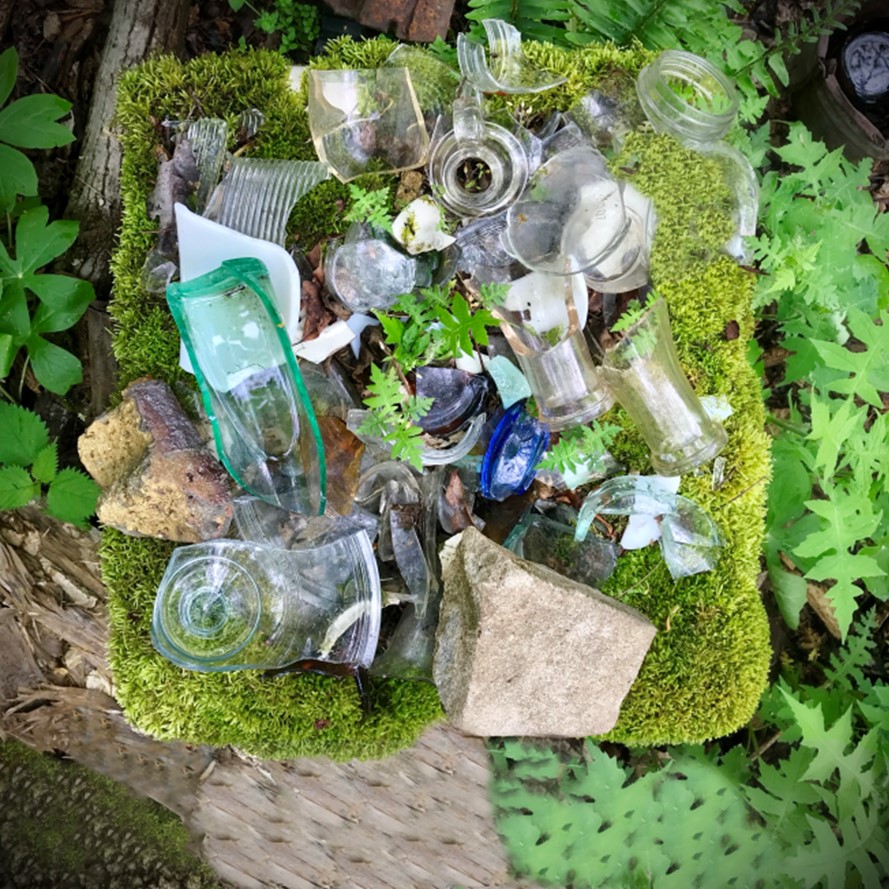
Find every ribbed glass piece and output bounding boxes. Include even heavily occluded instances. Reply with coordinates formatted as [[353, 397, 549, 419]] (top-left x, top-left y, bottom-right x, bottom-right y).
[[166, 257, 326, 514], [186, 118, 229, 213], [208, 158, 329, 245]]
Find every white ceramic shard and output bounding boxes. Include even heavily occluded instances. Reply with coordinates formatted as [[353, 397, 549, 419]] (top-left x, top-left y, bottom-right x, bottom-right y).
[[174, 204, 302, 375], [392, 196, 456, 255], [293, 319, 354, 363]]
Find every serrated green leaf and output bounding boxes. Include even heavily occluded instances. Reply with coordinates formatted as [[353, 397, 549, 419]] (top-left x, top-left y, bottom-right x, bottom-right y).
[[0, 144, 38, 210], [45, 468, 99, 527], [0, 93, 74, 149], [26, 334, 83, 395], [0, 402, 49, 465], [30, 442, 57, 483], [0, 465, 39, 509], [0, 46, 17, 108]]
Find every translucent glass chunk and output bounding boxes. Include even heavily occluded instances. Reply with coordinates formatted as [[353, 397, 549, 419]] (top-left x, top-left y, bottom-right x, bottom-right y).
[[186, 118, 228, 213], [369, 602, 437, 681], [480, 403, 550, 501], [420, 413, 487, 467], [307, 67, 429, 183], [151, 528, 381, 671], [575, 475, 722, 579], [504, 512, 618, 586], [486, 355, 531, 409], [502, 144, 630, 275], [166, 257, 326, 515], [206, 158, 329, 245], [385, 44, 461, 120], [325, 237, 419, 313], [457, 19, 566, 94]]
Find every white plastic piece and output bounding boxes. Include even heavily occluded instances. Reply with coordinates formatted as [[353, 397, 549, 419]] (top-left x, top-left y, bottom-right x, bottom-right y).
[[700, 394, 734, 423], [619, 475, 681, 550], [455, 349, 484, 375], [288, 65, 307, 92], [345, 313, 379, 359], [502, 271, 588, 338], [293, 319, 355, 363], [174, 203, 302, 374]]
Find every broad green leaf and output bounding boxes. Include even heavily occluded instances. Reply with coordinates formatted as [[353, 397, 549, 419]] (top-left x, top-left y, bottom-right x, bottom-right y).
[[28, 275, 94, 333], [0, 278, 31, 337], [13, 205, 79, 274], [0, 465, 38, 509], [0, 93, 74, 149], [45, 468, 99, 527], [768, 565, 809, 630], [0, 46, 17, 108], [30, 442, 57, 484], [0, 402, 49, 465], [0, 332, 13, 376], [26, 334, 82, 395], [0, 144, 38, 210]]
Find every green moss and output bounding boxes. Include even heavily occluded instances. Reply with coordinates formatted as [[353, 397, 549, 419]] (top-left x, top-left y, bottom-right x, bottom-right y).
[[0, 739, 221, 887], [107, 38, 769, 757]]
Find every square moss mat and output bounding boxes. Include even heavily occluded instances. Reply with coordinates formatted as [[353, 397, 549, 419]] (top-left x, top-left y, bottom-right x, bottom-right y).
[[103, 39, 771, 761]]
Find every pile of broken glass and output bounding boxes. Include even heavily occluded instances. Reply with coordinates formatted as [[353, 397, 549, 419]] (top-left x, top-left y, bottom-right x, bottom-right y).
[[148, 21, 757, 681]]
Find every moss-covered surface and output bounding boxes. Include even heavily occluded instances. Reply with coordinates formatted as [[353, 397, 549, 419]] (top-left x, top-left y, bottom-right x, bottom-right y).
[[106, 38, 769, 758], [0, 739, 223, 888]]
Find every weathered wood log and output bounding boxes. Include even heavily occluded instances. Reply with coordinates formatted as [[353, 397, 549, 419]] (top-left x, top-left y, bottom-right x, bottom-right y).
[[0, 506, 525, 888], [64, 0, 191, 295]]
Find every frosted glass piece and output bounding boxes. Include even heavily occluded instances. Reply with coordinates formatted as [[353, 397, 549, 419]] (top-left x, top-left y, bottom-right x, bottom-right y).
[[486, 355, 531, 409]]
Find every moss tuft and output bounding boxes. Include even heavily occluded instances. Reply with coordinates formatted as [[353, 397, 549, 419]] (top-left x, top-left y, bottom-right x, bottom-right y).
[[106, 39, 770, 757]]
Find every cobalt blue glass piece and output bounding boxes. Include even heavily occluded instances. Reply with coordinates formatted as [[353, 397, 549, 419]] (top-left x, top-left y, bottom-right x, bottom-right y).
[[480, 402, 550, 501]]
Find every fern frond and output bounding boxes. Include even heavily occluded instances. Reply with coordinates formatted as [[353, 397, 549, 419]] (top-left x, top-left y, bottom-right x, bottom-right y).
[[466, 0, 573, 46]]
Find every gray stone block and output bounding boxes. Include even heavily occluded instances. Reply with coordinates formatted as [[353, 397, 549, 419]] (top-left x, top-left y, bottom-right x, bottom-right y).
[[433, 527, 657, 737]]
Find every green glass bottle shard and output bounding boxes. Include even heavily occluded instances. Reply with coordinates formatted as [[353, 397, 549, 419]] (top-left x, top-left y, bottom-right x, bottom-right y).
[[166, 257, 326, 514]]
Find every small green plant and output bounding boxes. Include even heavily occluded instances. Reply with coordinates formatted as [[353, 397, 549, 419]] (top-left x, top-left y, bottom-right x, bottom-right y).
[[343, 183, 394, 233], [360, 281, 506, 468], [0, 47, 74, 213], [537, 419, 620, 476], [609, 299, 647, 334], [0, 205, 95, 395], [0, 402, 99, 527], [229, 0, 320, 56]]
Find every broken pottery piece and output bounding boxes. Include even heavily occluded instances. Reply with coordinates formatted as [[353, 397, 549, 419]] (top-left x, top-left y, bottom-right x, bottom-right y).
[[457, 19, 566, 94], [433, 527, 656, 737], [392, 196, 456, 255], [575, 475, 723, 579], [151, 527, 381, 672], [78, 378, 233, 543], [166, 258, 326, 515]]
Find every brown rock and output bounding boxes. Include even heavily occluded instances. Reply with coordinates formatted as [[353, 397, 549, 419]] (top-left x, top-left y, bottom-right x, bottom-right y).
[[405, 0, 454, 42], [433, 528, 657, 737], [78, 378, 233, 542]]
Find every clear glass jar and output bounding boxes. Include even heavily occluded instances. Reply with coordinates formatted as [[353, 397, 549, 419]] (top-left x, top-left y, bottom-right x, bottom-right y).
[[596, 298, 727, 475], [636, 50, 738, 145]]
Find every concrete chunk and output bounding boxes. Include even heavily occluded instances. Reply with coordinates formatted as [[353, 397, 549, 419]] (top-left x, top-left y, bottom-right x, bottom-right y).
[[433, 527, 657, 737]]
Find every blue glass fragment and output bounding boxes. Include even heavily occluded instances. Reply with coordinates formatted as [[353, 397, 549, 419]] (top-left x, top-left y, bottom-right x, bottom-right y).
[[480, 402, 550, 501]]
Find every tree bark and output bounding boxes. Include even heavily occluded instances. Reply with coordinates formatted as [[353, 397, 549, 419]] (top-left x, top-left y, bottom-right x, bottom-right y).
[[64, 0, 191, 296]]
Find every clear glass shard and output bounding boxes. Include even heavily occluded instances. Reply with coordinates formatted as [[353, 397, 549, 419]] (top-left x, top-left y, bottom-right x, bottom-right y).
[[457, 19, 566, 94], [206, 158, 329, 245], [186, 118, 229, 213]]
